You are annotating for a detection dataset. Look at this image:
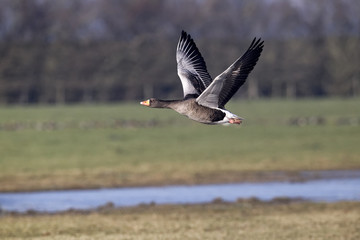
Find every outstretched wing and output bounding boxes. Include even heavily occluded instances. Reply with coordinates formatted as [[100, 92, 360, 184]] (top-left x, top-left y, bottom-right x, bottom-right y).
[[196, 38, 264, 108], [176, 31, 213, 98]]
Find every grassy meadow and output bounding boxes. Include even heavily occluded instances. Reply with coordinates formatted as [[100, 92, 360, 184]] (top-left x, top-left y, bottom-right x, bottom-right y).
[[0, 98, 359, 192], [0, 98, 360, 240]]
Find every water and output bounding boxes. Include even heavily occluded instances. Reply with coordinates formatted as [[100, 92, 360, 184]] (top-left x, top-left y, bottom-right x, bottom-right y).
[[1, 177, 360, 213]]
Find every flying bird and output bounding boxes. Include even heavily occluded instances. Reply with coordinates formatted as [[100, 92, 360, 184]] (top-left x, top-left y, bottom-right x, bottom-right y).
[[140, 31, 264, 125]]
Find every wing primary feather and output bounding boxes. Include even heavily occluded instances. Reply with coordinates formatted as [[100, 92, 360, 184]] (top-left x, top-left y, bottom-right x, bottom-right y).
[[176, 31, 213, 97], [218, 38, 264, 108], [196, 37, 264, 109]]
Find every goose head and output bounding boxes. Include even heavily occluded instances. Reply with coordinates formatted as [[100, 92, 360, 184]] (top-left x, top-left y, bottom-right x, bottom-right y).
[[140, 98, 166, 108]]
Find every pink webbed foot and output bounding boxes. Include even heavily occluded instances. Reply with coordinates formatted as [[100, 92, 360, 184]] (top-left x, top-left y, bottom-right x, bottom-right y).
[[229, 118, 242, 124]]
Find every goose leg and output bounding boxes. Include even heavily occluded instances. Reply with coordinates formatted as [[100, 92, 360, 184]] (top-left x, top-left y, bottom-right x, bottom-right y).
[[229, 118, 242, 124]]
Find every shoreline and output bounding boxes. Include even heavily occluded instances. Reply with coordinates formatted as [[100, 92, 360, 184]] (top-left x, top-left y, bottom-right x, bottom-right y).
[[1, 169, 360, 193], [0, 169, 360, 193]]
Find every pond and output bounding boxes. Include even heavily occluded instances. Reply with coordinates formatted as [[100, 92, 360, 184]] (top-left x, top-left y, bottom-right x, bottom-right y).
[[1, 174, 360, 213]]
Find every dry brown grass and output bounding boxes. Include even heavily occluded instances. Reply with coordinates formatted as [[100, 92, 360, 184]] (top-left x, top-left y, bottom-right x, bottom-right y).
[[1, 201, 359, 240]]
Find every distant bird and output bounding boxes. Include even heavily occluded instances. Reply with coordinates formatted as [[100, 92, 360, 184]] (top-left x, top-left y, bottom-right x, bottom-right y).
[[141, 30, 264, 125]]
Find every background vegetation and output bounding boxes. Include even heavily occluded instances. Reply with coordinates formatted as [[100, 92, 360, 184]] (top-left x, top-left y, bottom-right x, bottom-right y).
[[0, 0, 359, 104]]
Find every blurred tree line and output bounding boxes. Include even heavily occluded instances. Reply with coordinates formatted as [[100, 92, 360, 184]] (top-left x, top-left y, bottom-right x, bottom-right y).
[[0, 0, 359, 104]]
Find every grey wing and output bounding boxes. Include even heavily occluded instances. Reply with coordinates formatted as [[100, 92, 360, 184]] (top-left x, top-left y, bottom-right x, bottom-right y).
[[177, 31, 213, 98], [196, 38, 264, 108]]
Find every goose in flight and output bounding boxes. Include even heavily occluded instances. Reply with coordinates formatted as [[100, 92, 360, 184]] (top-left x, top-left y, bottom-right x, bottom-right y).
[[140, 30, 264, 125]]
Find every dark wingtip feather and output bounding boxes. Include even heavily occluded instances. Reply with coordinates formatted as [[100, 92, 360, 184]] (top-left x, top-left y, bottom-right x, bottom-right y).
[[181, 30, 187, 41], [248, 37, 264, 51], [178, 30, 196, 53]]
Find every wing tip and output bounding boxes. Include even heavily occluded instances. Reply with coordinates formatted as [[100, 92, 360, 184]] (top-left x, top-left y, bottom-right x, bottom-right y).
[[177, 30, 191, 52], [249, 37, 264, 51]]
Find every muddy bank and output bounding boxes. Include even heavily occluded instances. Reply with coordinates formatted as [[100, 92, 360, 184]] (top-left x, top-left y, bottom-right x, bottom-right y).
[[1, 169, 360, 193], [0, 197, 307, 216]]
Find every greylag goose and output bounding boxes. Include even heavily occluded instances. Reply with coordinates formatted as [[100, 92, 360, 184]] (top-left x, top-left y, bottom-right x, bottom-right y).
[[141, 31, 264, 125]]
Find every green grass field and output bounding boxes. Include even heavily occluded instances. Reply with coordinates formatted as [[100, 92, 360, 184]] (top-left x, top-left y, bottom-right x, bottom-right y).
[[0, 98, 359, 192]]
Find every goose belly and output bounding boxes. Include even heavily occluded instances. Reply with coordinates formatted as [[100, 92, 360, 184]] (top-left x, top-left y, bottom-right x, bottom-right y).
[[175, 104, 226, 124], [187, 107, 243, 125]]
